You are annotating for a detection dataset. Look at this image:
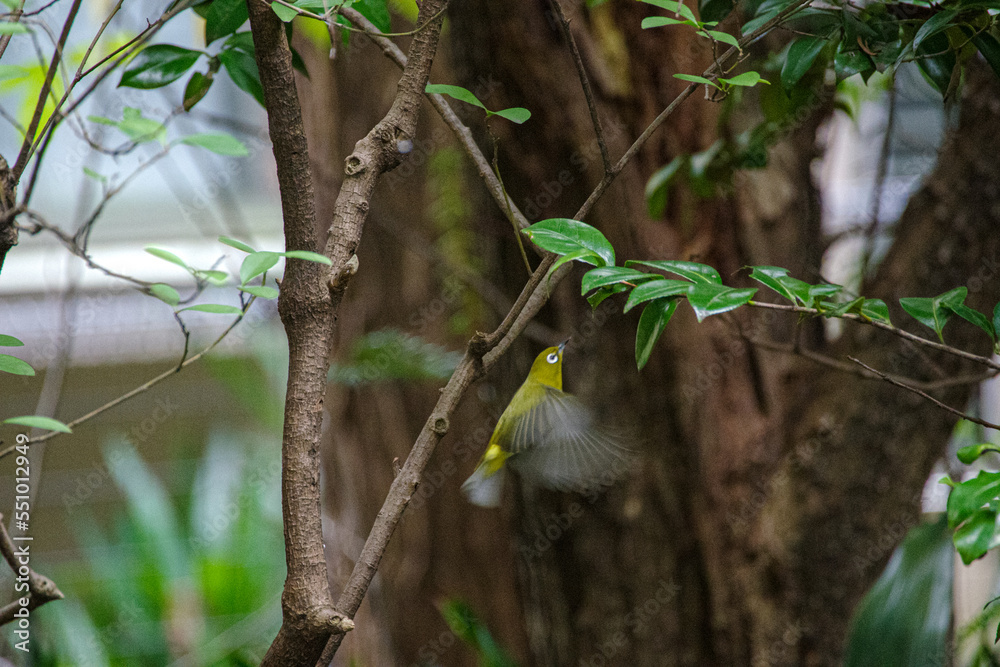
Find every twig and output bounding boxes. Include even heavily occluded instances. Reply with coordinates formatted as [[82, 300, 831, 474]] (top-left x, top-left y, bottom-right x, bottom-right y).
[[747, 334, 999, 390], [10, 0, 81, 181], [0, 515, 63, 626], [0, 303, 253, 459], [0, 0, 26, 62], [547, 0, 611, 174], [848, 356, 1000, 431], [748, 300, 1000, 371], [341, 7, 532, 230]]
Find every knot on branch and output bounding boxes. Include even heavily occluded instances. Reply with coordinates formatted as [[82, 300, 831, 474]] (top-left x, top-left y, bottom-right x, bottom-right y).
[[468, 331, 490, 358], [318, 607, 355, 634], [344, 154, 366, 176], [328, 254, 360, 294], [431, 416, 449, 435]]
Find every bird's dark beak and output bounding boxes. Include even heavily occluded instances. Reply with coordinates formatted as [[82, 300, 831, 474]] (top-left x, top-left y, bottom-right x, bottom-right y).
[[558, 339, 569, 353]]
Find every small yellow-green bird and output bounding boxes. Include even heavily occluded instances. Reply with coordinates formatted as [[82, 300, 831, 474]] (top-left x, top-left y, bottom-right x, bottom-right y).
[[461, 341, 635, 507]]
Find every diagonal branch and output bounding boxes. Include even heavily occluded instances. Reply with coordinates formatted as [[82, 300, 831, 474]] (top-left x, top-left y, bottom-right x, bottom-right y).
[[547, 0, 611, 174], [848, 356, 1000, 431]]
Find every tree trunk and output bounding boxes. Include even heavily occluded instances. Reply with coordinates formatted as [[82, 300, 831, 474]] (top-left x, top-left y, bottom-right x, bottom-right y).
[[300, 2, 1000, 664]]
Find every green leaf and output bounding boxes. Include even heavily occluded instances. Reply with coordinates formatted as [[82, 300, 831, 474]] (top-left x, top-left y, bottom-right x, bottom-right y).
[[623, 278, 692, 313], [354, 0, 391, 33], [913, 9, 959, 52], [821, 296, 865, 318], [0, 354, 34, 376], [686, 284, 756, 321], [177, 132, 249, 156], [271, 2, 299, 21], [205, 0, 249, 45], [915, 33, 956, 97], [834, 48, 875, 82], [0, 22, 28, 35], [119, 44, 202, 89], [953, 507, 1000, 565], [972, 32, 1000, 80], [807, 283, 842, 306], [148, 283, 180, 306], [900, 287, 967, 342], [2, 416, 71, 433], [994, 302, 1000, 342], [748, 266, 797, 302], [626, 259, 722, 284], [645, 156, 685, 218], [523, 219, 615, 267], [641, 0, 699, 24], [193, 269, 228, 285], [948, 470, 1000, 530], [183, 70, 214, 112], [240, 251, 280, 284], [720, 71, 770, 87], [861, 298, 891, 324], [219, 45, 264, 106], [944, 302, 995, 341], [704, 30, 741, 48], [781, 36, 826, 90], [674, 73, 717, 87], [490, 107, 531, 124], [107, 107, 166, 144], [636, 298, 678, 370], [844, 517, 953, 665], [178, 304, 243, 314], [0, 335, 24, 347], [219, 235, 256, 253], [281, 250, 333, 265], [587, 283, 629, 309], [239, 285, 279, 299], [145, 246, 189, 269], [643, 16, 694, 28], [551, 248, 603, 278], [957, 443, 1000, 465], [424, 84, 486, 109], [581, 266, 660, 295]]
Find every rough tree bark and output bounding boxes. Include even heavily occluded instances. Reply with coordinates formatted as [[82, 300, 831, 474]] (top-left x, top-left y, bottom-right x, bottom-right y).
[[288, 2, 1000, 666]]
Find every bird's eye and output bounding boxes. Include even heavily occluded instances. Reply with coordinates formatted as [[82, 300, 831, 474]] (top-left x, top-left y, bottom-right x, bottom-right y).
[[546, 352, 559, 364]]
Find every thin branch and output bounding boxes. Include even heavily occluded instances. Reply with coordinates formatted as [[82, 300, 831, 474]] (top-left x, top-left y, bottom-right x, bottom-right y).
[[0, 515, 63, 626], [748, 300, 1000, 371], [747, 334, 999, 390], [10, 0, 81, 181], [0, 304, 254, 459], [0, 0, 26, 62], [848, 356, 1000, 431], [547, 0, 611, 174], [341, 7, 532, 231]]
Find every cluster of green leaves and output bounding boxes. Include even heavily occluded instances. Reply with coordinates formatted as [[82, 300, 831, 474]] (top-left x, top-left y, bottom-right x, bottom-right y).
[[0, 335, 72, 434], [120, 30, 263, 109], [523, 219, 1000, 371], [640, 0, 1000, 218], [329, 328, 462, 386], [425, 84, 532, 125], [35, 434, 284, 664], [269, 0, 391, 33], [144, 236, 332, 312], [943, 443, 1000, 565], [641, 0, 770, 93]]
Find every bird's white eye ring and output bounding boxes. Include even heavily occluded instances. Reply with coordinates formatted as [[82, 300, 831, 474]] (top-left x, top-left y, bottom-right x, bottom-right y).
[[546, 352, 559, 364]]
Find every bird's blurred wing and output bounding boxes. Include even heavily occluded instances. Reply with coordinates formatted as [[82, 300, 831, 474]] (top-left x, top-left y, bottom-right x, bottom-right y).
[[508, 389, 635, 494]]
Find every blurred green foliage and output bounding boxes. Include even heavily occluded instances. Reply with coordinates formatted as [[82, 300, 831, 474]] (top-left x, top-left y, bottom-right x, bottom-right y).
[[329, 329, 461, 386]]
